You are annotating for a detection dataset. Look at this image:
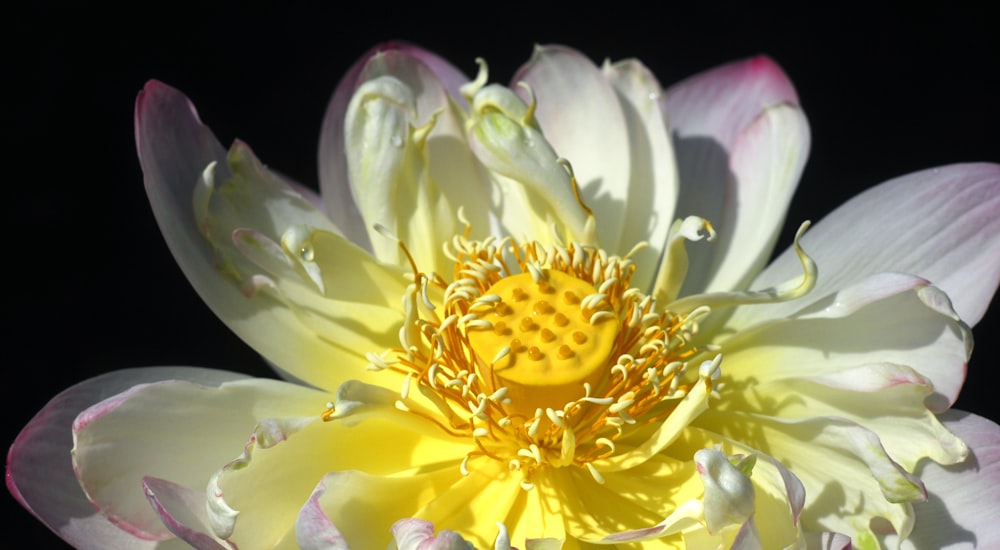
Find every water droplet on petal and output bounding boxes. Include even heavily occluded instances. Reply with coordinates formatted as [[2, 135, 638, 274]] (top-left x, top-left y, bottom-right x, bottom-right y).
[[300, 244, 315, 262]]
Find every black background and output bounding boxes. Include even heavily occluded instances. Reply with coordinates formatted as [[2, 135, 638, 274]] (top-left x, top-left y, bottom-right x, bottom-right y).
[[6, 4, 999, 547]]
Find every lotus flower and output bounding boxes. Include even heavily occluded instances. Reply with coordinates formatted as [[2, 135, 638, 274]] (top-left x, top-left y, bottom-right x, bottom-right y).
[[8, 43, 1000, 549]]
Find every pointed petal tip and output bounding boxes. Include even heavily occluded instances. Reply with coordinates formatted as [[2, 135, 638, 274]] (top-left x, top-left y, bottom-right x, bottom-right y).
[[745, 54, 798, 102]]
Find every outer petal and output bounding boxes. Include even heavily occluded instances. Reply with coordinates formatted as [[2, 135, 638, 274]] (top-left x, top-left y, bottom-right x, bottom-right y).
[[886, 411, 1000, 549], [513, 45, 634, 250], [137, 82, 404, 391], [71, 376, 331, 543], [7, 367, 246, 549], [735, 163, 1000, 327], [665, 56, 808, 295]]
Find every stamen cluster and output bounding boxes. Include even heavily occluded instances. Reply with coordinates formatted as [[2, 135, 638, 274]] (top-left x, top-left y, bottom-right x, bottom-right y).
[[337, 230, 712, 487]]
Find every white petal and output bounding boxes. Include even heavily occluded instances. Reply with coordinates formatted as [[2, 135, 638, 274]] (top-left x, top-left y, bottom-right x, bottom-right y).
[[665, 56, 805, 294], [721, 274, 971, 411], [343, 74, 457, 270], [695, 449, 755, 534], [743, 163, 1000, 326], [602, 58, 679, 289], [513, 45, 632, 250], [467, 83, 592, 243]]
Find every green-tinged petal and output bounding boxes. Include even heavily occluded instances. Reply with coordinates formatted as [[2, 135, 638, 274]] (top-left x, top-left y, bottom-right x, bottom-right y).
[[71, 377, 329, 542], [358, 50, 490, 233], [318, 42, 475, 251], [344, 74, 458, 271], [717, 275, 971, 412], [695, 449, 755, 534], [466, 81, 593, 244]]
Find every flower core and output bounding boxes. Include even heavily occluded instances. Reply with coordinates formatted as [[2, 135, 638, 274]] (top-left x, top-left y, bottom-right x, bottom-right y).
[[342, 230, 712, 488]]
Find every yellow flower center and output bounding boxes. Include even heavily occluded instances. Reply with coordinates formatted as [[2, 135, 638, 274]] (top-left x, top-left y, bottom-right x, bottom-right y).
[[466, 270, 620, 417]]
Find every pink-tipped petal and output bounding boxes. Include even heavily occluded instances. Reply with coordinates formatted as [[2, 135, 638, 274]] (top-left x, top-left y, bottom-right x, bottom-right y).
[[71, 376, 329, 543], [666, 55, 799, 148], [666, 56, 806, 295], [7, 367, 246, 549], [138, 82, 398, 392], [143, 477, 230, 550], [741, 163, 1000, 327]]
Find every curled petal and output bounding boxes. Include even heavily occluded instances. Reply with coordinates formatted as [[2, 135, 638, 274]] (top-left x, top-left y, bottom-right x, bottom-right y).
[[138, 82, 400, 391], [467, 82, 593, 244], [721, 274, 971, 412], [695, 449, 755, 534], [143, 477, 231, 550], [392, 518, 474, 550], [343, 74, 457, 270], [294, 476, 349, 550]]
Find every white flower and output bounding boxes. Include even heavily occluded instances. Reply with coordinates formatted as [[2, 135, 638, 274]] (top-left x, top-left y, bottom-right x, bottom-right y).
[[8, 43, 1000, 549]]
